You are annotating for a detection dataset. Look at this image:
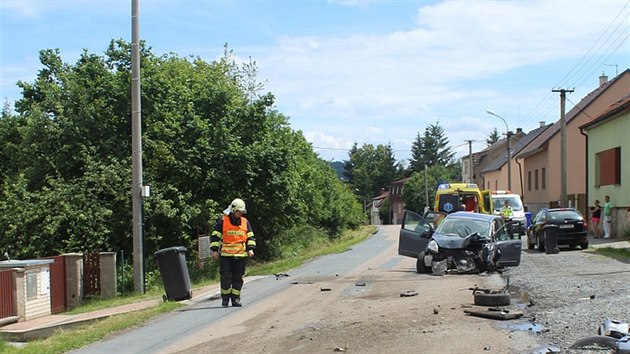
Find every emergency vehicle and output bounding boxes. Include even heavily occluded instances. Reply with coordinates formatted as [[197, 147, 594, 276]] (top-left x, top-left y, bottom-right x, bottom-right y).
[[433, 183, 493, 214], [491, 190, 526, 234]]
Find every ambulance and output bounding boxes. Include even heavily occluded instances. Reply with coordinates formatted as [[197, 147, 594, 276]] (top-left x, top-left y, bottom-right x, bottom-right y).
[[433, 183, 493, 215]]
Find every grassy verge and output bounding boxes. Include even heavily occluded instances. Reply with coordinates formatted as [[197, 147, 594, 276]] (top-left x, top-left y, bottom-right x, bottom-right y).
[[0, 301, 181, 354], [0, 224, 377, 353], [590, 246, 630, 263]]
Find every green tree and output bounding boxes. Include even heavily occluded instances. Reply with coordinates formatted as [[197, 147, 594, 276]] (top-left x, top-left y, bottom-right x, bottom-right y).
[[0, 40, 364, 263], [409, 121, 455, 172], [486, 128, 501, 146]]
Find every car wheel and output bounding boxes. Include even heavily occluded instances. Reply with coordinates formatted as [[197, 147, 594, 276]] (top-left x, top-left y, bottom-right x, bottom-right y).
[[580, 242, 589, 250], [416, 251, 431, 274], [527, 236, 535, 250], [474, 292, 511, 307]]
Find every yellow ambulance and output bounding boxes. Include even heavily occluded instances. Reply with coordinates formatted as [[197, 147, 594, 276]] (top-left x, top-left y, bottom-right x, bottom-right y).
[[433, 183, 493, 215]]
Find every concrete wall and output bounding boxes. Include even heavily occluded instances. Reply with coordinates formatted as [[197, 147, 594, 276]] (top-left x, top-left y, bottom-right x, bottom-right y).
[[64, 253, 83, 310], [99, 252, 117, 299]]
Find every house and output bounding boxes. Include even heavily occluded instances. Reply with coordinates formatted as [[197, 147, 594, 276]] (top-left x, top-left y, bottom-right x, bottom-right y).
[[370, 190, 389, 225], [390, 177, 410, 224], [515, 70, 630, 217], [478, 124, 552, 197], [579, 95, 630, 239]]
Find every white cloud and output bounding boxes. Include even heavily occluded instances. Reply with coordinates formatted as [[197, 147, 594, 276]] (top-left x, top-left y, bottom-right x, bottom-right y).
[[253, 1, 628, 160]]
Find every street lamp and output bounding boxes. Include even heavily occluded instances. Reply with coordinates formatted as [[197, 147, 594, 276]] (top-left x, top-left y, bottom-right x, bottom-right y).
[[486, 110, 512, 191]]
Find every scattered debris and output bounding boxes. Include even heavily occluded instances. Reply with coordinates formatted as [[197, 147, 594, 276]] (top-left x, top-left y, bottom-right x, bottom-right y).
[[464, 308, 523, 320], [320, 288, 332, 292], [333, 346, 347, 352], [400, 290, 418, 297], [290, 281, 314, 285], [355, 281, 366, 287], [433, 308, 439, 315], [274, 273, 290, 280]]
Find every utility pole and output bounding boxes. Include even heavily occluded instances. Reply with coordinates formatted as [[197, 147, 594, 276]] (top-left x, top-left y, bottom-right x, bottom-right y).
[[552, 88, 574, 208], [465, 140, 475, 183], [131, 0, 145, 294]]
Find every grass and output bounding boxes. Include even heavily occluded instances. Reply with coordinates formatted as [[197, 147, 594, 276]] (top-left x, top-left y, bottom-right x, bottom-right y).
[[0, 224, 377, 353], [590, 246, 630, 263], [0, 302, 181, 354]]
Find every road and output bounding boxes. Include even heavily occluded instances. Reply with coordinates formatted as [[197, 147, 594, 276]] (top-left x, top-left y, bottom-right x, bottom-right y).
[[72, 226, 547, 354]]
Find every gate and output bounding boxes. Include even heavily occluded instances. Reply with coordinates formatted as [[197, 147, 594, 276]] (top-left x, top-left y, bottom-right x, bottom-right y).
[[83, 253, 101, 297], [0, 269, 16, 319], [46, 256, 67, 314]]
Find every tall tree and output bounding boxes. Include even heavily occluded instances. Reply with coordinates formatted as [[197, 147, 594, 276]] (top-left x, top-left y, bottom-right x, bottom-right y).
[[409, 121, 455, 172], [486, 128, 501, 146]]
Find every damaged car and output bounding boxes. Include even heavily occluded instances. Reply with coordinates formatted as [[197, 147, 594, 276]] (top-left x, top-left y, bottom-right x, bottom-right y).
[[398, 210, 522, 274]]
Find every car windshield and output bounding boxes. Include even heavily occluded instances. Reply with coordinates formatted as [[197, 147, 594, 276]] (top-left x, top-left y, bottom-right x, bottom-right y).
[[436, 217, 491, 238], [492, 197, 523, 211], [548, 210, 582, 221]]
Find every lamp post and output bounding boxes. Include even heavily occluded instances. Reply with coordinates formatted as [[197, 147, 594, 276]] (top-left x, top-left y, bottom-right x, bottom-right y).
[[486, 110, 512, 191]]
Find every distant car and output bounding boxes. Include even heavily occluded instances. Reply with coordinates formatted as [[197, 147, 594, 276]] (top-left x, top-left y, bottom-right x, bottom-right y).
[[526, 208, 588, 251], [398, 210, 522, 274]]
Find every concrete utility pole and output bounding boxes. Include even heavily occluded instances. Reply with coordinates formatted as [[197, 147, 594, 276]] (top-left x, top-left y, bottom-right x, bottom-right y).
[[552, 88, 574, 208], [465, 140, 475, 183], [131, 0, 145, 294]]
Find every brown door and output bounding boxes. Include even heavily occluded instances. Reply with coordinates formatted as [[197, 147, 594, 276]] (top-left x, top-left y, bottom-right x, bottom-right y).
[[0, 269, 16, 318], [47, 256, 67, 314]]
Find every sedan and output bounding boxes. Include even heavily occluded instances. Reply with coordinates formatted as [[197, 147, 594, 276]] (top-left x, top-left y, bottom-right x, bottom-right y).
[[398, 210, 522, 274], [526, 208, 588, 251]]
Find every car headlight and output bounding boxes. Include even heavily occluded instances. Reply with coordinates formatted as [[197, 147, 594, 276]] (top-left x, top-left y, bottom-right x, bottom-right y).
[[428, 240, 439, 253]]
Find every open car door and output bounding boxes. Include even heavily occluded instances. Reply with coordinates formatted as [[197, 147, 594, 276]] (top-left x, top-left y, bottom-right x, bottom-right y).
[[398, 210, 434, 259], [494, 220, 522, 267]]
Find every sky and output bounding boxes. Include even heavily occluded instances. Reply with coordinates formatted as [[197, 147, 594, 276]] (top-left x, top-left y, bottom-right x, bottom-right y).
[[1, 0, 629, 164]]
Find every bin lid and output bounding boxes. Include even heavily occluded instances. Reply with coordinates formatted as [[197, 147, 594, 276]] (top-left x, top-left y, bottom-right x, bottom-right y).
[[0, 259, 54, 268], [154, 246, 187, 255]]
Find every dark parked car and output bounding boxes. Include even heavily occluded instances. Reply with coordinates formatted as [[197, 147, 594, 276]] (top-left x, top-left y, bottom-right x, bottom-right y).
[[398, 210, 522, 274], [526, 208, 588, 251]]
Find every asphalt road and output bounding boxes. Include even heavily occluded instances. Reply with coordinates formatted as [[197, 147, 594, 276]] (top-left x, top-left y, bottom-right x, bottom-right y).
[[70, 227, 402, 354]]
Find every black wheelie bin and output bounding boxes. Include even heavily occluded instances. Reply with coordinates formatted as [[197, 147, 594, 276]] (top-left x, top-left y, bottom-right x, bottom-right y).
[[155, 246, 193, 301], [543, 224, 560, 255]]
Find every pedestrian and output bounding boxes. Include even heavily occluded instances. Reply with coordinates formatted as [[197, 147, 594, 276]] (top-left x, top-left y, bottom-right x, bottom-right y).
[[500, 200, 513, 220], [603, 195, 613, 239], [591, 200, 602, 238], [210, 198, 256, 307]]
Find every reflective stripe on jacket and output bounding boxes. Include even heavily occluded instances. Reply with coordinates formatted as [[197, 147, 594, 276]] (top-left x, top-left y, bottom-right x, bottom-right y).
[[221, 215, 248, 256]]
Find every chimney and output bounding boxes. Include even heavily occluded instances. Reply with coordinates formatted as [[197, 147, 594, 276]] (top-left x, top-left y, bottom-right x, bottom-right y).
[[539, 121, 545, 127], [599, 72, 608, 87], [516, 128, 523, 134]]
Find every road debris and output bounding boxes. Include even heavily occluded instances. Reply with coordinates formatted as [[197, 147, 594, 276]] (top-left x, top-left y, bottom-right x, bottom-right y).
[[400, 290, 418, 297]]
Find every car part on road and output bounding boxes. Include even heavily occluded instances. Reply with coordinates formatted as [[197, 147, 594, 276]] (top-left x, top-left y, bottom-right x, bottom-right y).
[[400, 290, 418, 297], [470, 287, 511, 306], [571, 319, 630, 353], [464, 308, 523, 320]]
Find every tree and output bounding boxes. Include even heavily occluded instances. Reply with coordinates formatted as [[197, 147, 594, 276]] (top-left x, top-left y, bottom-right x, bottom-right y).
[[409, 121, 455, 172], [0, 40, 364, 262], [486, 128, 501, 146], [401, 165, 460, 213]]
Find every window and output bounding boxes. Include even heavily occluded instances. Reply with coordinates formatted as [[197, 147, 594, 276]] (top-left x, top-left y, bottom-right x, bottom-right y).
[[535, 169, 539, 190], [541, 168, 546, 189], [596, 147, 621, 186], [528, 171, 531, 191]]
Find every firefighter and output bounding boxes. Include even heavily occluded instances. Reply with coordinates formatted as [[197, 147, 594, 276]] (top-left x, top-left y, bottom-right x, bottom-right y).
[[211, 198, 256, 307]]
